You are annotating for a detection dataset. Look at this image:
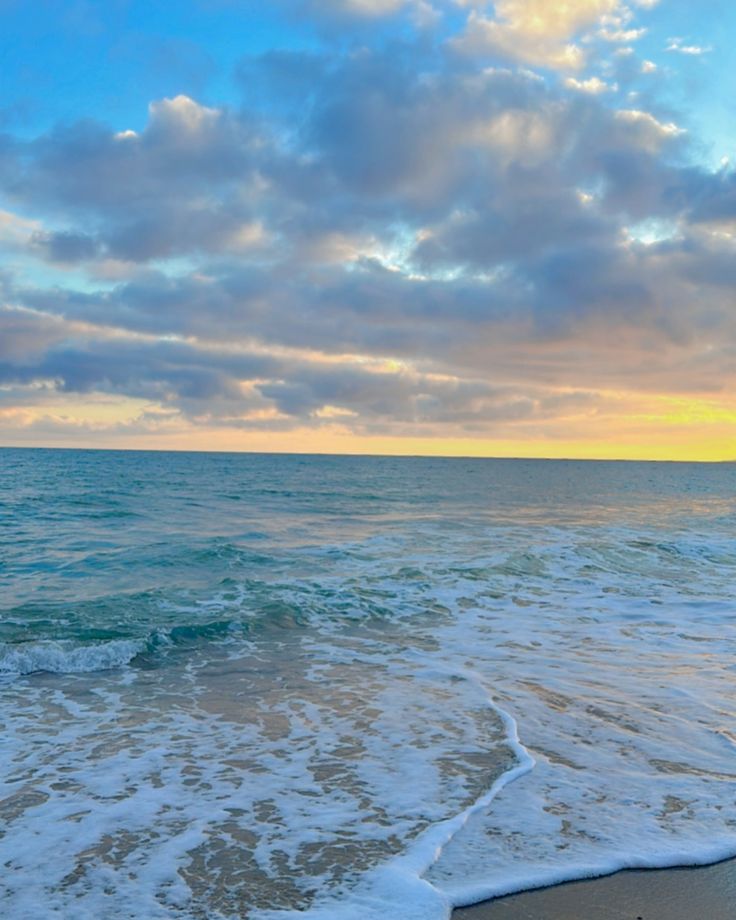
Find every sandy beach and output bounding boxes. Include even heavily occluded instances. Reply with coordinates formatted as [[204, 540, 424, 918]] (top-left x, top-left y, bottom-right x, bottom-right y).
[[453, 859, 736, 919]]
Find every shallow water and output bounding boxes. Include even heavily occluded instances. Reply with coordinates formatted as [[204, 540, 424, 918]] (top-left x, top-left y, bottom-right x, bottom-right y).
[[2, 449, 735, 918]]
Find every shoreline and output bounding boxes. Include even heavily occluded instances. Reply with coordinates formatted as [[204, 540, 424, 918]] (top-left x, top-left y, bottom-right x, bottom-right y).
[[452, 858, 736, 919]]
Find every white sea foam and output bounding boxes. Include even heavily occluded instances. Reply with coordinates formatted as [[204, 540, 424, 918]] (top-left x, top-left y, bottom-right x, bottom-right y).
[[259, 674, 536, 920], [0, 638, 146, 675], [2, 514, 736, 918]]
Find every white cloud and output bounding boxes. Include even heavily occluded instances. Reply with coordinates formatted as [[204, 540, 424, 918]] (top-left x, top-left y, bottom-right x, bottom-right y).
[[565, 76, 612, 94], [147, 95, 220, 135], [598, 26, 645, 41], [614, 108, 685, 151], [666, 37, 712, 55], [453, 1, 653, 71]]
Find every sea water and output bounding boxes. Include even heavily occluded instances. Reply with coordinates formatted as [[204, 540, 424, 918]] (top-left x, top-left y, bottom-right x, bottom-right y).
[[1, 449, 735, 919]]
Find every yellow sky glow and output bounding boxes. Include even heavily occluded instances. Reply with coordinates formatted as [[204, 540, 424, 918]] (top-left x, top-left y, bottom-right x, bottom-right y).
[[4, 398, 735, 461]]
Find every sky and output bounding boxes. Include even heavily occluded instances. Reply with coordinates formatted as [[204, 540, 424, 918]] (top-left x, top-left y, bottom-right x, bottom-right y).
[[1, 0, 735, 460]]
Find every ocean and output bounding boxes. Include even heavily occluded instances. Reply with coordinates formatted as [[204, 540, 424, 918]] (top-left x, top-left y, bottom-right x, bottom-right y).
[[2, 448, 735, 919]]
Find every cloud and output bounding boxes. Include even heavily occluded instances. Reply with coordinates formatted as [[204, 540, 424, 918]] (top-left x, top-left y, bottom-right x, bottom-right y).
[[564, 76, 613, 94], [0, 307, 72, 362], [3, 94, 267, 262], [613, 108, 684, 151], [666, 37, 712, 56], [2, 301, 596, 437], [1, 9, 734, 451], [287, 0, 441, 31], [314, 0, 415, 16], [598, 26, 645, 42], [453, 0, 623, 70], [30, 230, 100, 263], [0, 209, 41, 247]]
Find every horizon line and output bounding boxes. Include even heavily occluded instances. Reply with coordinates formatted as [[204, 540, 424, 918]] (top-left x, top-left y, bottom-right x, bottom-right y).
[[1, 444, 734, 464]]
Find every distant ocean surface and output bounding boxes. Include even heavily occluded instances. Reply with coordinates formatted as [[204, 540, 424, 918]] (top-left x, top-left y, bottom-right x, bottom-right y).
[[2, 448, 736, 919]]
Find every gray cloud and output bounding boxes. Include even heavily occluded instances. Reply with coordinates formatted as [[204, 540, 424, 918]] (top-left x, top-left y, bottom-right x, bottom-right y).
[[1, 17, 734, 443], [30, 230, 100, 263], [0, 304, 571, 434]]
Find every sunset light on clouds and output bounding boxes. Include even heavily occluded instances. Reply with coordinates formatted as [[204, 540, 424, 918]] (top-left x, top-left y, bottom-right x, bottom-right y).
[[1, 0, 734, 459]]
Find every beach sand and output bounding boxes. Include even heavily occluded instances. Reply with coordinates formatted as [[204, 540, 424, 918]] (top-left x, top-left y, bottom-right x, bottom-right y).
[[453, 859, 736, 919]]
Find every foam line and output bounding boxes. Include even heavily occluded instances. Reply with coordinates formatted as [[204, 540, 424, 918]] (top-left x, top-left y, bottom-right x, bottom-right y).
[[259, 669, 536, 920], [396, 668, 536, 879], [445, 842, 736, 910]]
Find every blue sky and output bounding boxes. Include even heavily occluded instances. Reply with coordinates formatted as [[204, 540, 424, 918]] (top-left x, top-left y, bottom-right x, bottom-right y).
[[0, 2, 309, 133], [1, 1, 735, 458], [1, 1, 726, 150]]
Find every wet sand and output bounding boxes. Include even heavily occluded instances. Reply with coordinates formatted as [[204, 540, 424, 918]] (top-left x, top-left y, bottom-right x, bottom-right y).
[[453, 859, 736, 920]]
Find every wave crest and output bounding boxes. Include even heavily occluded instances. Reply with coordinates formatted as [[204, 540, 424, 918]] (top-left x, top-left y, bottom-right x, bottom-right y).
[[0, 638, 147, 676]]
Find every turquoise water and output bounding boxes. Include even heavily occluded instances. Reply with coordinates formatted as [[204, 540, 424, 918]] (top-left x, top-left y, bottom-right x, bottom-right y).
[[2, 449, 736, 918]]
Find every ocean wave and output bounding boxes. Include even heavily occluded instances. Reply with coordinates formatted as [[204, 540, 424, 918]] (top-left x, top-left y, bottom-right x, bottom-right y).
[[0, 616, 259, 677], [0, 638, 147, 676]]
